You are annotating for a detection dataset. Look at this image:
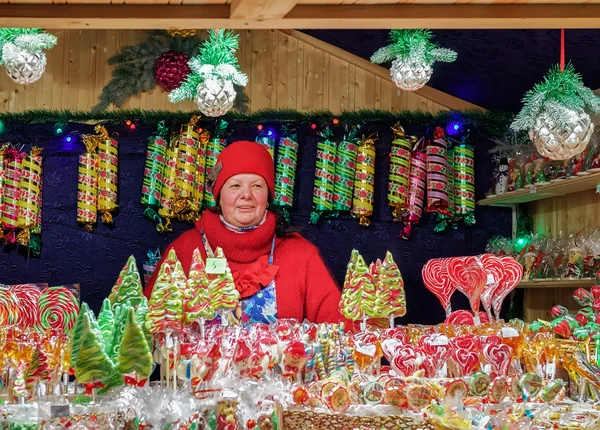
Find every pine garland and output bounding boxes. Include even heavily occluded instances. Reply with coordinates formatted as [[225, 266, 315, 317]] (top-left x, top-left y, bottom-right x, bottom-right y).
[[169, 29, 248, 104], [0, 28, 57, 66], [0, 108, 512, 137], [370, 30, 457, 66], [511, 64, 600, 132]]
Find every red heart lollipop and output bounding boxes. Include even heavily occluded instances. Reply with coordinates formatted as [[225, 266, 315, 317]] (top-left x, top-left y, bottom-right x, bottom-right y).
[[452, 348, 479, 376], [422, 258, 455, 316], [483, 343, 512, 376], [447, 256, 487, 316], [476, 335, 502, 351], [445, 310, 489, 326], [479, 254, 504, 320], [421, 334, 453, 363], [391, 345, 417, 377], [492, 257, 523, 319], [452, 334, 476, 351]]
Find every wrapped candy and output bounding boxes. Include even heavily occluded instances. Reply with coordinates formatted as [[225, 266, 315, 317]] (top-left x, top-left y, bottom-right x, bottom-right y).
[[117, 307, 153, 382], [77, 138, 98, 231], [426, 127, 450, 214], [174, 115, 201, 222], [94, 125, 119, 224], [141, 121, 168, 225], [158, 133, 179, 232], [310, 128, 336, 224], [0, 144, 7, 239], [334, 125, 359, 213], [143, 248, 161, 286], [256, 126, 275, 159], [370, 251, 406, 321], [3, 147, 24, 242], [351, 134, 377, 226], [274, 127, 299, 220], [204, 126, 227, 208], [208, 247, 240, 321], [183, 248, 215, 325], [388, 123, 413, 218], [146, 264, 184, 334], [16, 147, 43, 249], [401, 138, 426, 239], [195, 128, 211, 211], [435, 147, 456, 232], [454, 137, 476, 226]]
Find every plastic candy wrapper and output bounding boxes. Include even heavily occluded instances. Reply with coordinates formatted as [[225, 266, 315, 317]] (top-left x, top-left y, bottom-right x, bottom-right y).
[[194, 128, 211, 212], [339, 249, 371, 322], [434, 147, 456, 232], [77, 138, 98, 232], [158, 133, 179, 232], [334, 125, 359, 213], [454, 136, 476, 226], [142, 248, 161, 286], [255, 126, 275, 159], [93, 125, 118, 224], [273, 127, 299, 221], [204, 126, 227, 208], [351, 134, 377, 226], [310, 128, 336, 224], [0, 144, 7, 239], [388, 123, 413, 218], [3, 147, 24, 242], [400, 138, 426, 239], [422, 258, 454, 316], [426, 127, 450, 214], [141, 121, 168, 226], [174, 116, 201, 222], [17, 147, 43, 251], [108, 255, 144, 308]]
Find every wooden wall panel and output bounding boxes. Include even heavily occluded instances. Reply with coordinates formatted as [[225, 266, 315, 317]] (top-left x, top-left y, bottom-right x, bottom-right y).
[[0, 29, 467, 114]]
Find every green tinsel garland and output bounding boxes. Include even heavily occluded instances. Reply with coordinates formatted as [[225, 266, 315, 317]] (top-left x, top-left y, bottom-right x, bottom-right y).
[[0, 108, 513, 137], [370, 30, 456, 66]]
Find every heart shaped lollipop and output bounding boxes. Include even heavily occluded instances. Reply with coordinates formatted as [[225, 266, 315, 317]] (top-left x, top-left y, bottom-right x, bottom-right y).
[[479, 254, 504, 320], [452, 347, 479, 376], [492, 257, 523, 319], [391, 346, 418, 377], [447, 256, 487, 317], [422, 258, 455, 316], [445, 310, 489, 326], [483, 343, 512, 376]]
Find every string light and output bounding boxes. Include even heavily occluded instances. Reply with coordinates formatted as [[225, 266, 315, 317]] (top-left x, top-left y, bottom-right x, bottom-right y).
[[125, 120, 132, 126], [129, 123, 136, 130], [332, 118, 339, 125], [0, 120, 5, 134], [311, 124, 317, 130], [257, 124, 263, 131]]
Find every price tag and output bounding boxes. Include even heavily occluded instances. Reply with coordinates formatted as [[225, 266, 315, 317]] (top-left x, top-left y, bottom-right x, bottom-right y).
[[166, 332, 174, 348], [430, 335, 449, 346], [206, 258, 227, 274], [501, 327, 519, 338], [545, 363, 556, 377], [439, 363, 448, 378], [483, 364, 492, 374], [529, 185, 537, 194], [51, 405, 70, 418], [356, 344, 376, 357], [486, 274, 496, 285]]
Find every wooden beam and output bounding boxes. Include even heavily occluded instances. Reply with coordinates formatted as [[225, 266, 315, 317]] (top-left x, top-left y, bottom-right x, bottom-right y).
[[2, 3, 600, 29], [230, 0, 297, 21], [283, 30, 484, 111]]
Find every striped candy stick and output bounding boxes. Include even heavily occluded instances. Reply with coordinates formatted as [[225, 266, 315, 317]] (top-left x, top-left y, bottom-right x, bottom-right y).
[[0, 144, 8, 239], [203, 137, 226, 208], [158, 133, 179, 232], [77, 138, 99, 231], [17, 147, 43, 246], [274, 128, 299, 218], [142, 122, 168, 224], [334, 125, 359, 212], [426, 126, 450, 214], [400, 138, 427, 240], [351, 134, 377, 226], [95, 125, 119, 224], [3, 148, 25, 243], [454, 142, 476, 226], [388, 123, 413, 217], [310, 128, 337, 224], [195, 129, 210, 211], [174, 116, 201, 221]]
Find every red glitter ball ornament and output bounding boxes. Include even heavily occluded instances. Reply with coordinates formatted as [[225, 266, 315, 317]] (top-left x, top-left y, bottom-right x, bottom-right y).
[[154, 51, 191, 92]]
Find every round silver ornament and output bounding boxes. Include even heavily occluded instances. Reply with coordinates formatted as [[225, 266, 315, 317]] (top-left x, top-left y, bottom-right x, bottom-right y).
[[5, 51, 46, 85], [390, 57, 433, 91], [530, 108, 594, 161], [195, 76, 236, 117]]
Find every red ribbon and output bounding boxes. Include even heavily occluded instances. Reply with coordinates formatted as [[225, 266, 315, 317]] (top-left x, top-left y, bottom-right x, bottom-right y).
[[232, 256, 279, 298], [84, 381, 105, 395], [123, 375, 148, 386]]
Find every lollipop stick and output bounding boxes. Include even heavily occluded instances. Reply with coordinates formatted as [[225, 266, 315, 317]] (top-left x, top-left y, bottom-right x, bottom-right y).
[[389, 315, 394, 329], [445, 305, 452, 318]]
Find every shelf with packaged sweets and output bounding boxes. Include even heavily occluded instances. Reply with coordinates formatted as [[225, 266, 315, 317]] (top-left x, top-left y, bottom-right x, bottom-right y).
[[478, 169, 600, 207], [517, 278, 596, 289]]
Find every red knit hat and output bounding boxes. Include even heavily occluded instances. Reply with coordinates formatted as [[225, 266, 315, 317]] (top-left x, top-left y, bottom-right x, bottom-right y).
[[212, 140, 275, 200]]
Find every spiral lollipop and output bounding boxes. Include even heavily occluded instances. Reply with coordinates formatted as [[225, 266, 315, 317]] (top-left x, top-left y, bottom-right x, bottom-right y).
[[141, 121, 168, 225], [334, 125, 359, 213], [388, 123, 413, 218], [174, 116, 201, 221], [95, 125, 119, 224], [77, 138, 98, 231], [0, 286, 19, 327], [400, 140, 426, 239], [17, 147, 43, 247], [310, 128, 336, 224], [158, 134, 179, 232], [351, 134, 377, 226], [274, 127, 299, 220], [38, 286, 80, 333], [10, 284, 41, 329]]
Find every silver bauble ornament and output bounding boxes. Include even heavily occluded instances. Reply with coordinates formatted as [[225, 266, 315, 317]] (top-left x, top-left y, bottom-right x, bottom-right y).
[[530, 108, 594, 161], [390, 57, 433, 91], [195, 76, 236, 117], [5, 51, 46, 85]]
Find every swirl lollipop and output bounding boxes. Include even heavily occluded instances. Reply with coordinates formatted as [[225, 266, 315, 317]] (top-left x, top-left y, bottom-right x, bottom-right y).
[[492, 257, 523, 320], [38, 286, 80, 333], [479, 254, 504, 321], [422, 258, 455, 317], [10, 284, 41, 328], [0, 286, 19, 327], [447, 256, 487, 322]]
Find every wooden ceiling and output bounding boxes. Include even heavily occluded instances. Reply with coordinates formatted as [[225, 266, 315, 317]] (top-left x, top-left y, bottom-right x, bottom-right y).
[[1, 0, 600, 29]]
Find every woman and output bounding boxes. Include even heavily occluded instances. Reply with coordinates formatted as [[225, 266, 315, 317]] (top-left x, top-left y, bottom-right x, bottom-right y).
[[144, 140, 343, 324]]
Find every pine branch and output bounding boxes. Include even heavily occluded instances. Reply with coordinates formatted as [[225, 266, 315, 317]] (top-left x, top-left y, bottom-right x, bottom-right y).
[[371, 29, 456, 66]]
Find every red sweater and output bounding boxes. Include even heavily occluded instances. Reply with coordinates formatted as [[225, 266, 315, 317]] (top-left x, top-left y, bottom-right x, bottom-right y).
[[144, 210, 343, 324]]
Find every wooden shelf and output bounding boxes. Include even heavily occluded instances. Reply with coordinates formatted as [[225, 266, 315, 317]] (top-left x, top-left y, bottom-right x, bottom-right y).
[[477, 171, 600, 207], [517, 279, 596, 289]]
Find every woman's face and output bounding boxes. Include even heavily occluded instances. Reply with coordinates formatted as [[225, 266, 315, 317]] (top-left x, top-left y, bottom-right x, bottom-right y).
[[219, 173, 269, 228]]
